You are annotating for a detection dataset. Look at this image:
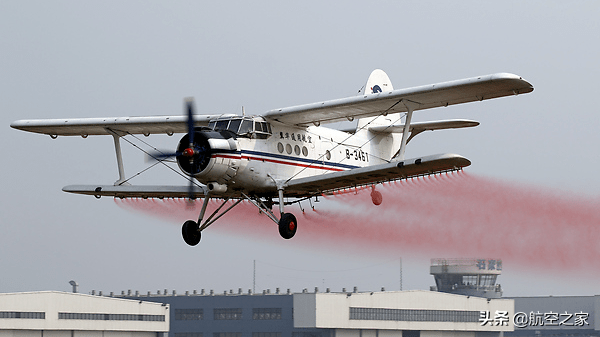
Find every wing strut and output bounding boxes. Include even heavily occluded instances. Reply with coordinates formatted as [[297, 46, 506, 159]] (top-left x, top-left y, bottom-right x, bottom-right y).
[[105, 128, 129, 186], [394, 100, 419, 160]]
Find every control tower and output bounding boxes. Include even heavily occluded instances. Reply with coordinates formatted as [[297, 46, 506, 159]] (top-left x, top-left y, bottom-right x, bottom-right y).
[[430, 258, 503, 299]]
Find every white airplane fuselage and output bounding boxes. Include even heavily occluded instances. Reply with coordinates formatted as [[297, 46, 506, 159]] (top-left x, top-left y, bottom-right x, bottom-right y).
[[190, 121, 399, 195]]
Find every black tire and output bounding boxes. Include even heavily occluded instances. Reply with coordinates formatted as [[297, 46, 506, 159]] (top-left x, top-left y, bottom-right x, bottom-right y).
[[182, 220, 201, 246], [278, 213, 297, 239]]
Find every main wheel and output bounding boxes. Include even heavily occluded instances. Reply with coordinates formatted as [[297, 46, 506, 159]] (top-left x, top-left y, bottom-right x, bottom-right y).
[[278, 213, 297, 239], [182, 220, 201, 246]]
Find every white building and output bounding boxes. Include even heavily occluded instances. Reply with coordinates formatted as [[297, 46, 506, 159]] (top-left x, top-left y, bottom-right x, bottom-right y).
[[122, 288, 513, 337], [0, 291, 169, 337], [293, 290, 513, 337]]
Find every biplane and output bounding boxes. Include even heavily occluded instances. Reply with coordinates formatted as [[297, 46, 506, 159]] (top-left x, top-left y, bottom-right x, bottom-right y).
[[11, 69, 533, 245]]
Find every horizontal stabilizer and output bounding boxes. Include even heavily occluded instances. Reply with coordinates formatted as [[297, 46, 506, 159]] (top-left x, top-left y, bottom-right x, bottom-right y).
[[286, 153, 470, 195], [368, 119, 479, 134]]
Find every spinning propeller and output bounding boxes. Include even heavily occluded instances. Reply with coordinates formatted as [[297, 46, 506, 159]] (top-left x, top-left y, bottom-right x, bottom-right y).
[[150, 98, 212, 200], [183, 98, 199, 200]]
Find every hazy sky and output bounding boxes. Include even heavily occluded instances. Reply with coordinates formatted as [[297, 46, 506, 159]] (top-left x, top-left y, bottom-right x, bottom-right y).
[[1, 1, 599, 297]]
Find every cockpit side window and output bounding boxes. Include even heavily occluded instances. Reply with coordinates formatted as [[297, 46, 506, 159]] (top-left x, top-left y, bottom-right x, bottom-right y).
[[228, 119, 242, 134], [215, 120, 229, 131], [238, 120, 253, 137], [254, 121, 272, 139]]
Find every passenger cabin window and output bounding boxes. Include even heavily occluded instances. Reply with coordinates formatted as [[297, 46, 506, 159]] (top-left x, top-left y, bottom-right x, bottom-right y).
[[209, 116, 272, 139]]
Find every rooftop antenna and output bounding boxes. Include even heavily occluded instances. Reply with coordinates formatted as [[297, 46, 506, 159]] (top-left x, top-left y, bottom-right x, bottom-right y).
[[69, 280, 79, 293], [242, 106, 246, 116], [399, 257, 403, 291]]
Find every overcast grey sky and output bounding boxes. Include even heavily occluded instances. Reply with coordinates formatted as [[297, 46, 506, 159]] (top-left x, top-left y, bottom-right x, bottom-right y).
[[1, 1, 599, 297]]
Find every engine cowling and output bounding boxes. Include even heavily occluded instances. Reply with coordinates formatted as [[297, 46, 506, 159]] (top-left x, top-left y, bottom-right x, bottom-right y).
[[176, 129, 239, 186]]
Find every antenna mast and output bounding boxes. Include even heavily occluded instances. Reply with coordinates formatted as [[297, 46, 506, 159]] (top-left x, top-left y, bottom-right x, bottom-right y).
[[399, 258, 403, 291]]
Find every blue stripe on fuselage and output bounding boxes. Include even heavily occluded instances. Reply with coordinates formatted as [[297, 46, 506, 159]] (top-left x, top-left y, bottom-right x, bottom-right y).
[[215, 149, 360, 170]]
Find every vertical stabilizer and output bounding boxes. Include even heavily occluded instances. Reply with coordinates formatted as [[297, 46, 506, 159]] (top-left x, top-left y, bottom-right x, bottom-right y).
[[357, 69, 402, 161], [357, 69, 395, 129], [359, 69, 394, 96]]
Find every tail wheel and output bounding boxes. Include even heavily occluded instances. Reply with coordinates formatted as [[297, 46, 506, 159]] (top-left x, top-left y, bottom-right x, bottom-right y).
[[182, 220, 201, 246], [278, 213, 297, 239]]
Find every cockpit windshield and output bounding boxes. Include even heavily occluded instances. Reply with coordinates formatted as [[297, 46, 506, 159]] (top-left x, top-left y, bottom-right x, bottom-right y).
[[208, 116, 272, 139]]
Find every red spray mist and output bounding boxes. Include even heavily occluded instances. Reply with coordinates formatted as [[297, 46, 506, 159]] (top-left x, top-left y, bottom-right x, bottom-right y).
[[115, 172, 600, 273]]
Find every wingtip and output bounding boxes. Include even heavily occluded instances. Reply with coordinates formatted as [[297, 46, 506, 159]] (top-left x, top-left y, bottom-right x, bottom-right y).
[[9, 120, 25, 130]]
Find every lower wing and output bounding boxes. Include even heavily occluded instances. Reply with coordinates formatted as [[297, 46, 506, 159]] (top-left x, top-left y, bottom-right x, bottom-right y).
[[285, 153, 470, 196], [63, 153, 469, 199]]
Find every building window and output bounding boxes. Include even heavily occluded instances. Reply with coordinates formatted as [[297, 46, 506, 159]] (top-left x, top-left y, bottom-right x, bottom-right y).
[[175, 309, 203, 320], [403, 331, 420, 337], [349, 308, 479, 322], [253, 333, 281, 337], [214, 308, 242, 320], [213, 333, 241, 337], [175, 334, 203, 337], [479, 275, 497, 287], [0, 311, 45, 319], [252, 308, 282, 320], [58, 312, 165, 321], [292, 333, 321, 337], [462, 275, 477, 286]]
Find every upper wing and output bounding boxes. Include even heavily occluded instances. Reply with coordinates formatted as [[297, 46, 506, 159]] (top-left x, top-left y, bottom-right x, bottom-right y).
[[11, 73, 532, 135], [285, 153, 470, 196], [10, 114, 234, 137], [263, 73, 533, 127]]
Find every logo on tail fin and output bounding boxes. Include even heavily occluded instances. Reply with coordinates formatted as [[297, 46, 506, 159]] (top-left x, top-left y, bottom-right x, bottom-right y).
[[371, 85, 382, 94]]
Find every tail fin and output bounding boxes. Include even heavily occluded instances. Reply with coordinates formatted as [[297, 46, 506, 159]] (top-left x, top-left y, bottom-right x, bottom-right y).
[[357, 69, 395, 130], [359, 69, 394, 96], [357, 69, 402, 162]]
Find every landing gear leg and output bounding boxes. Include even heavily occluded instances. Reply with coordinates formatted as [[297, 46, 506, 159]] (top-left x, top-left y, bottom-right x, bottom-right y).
[[181, 190, 244, 246], [277, 187, 297, 239], [181, 187, 209, 246], [240, 188, 298, 240]]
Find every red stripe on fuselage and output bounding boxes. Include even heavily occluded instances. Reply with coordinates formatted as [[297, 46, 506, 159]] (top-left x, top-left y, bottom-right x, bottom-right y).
[[213, 154, 346, 172]]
